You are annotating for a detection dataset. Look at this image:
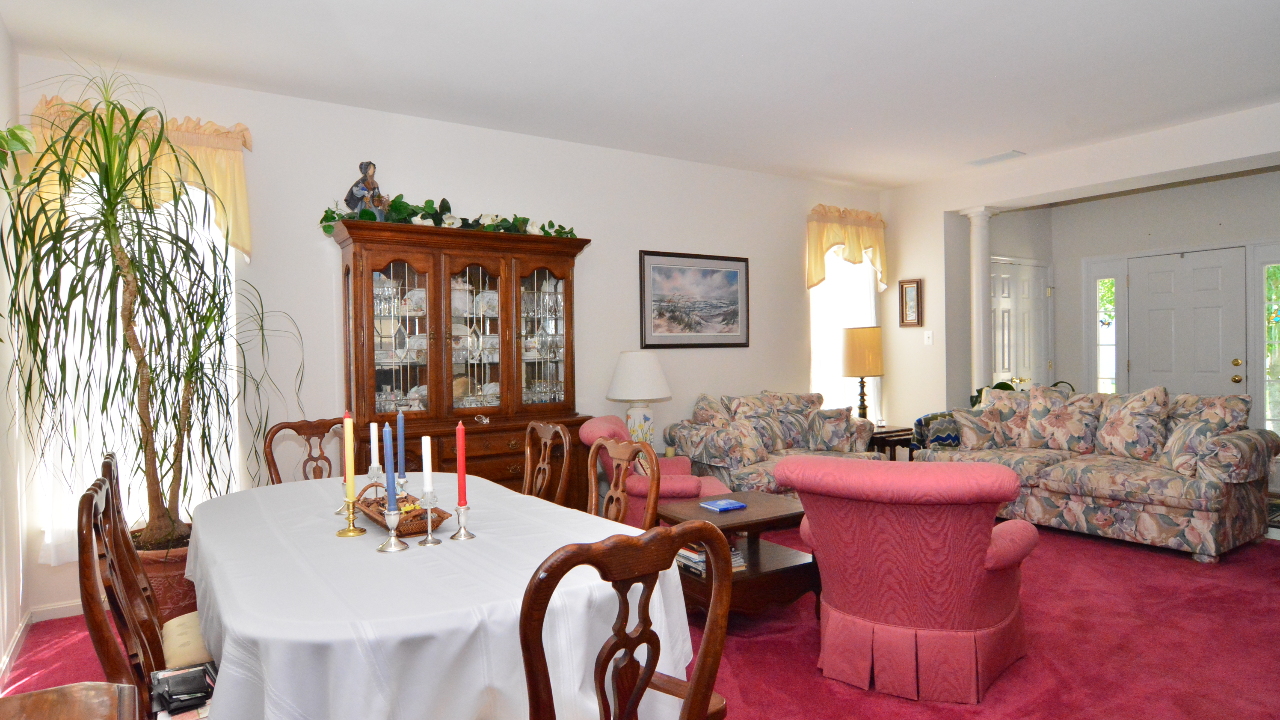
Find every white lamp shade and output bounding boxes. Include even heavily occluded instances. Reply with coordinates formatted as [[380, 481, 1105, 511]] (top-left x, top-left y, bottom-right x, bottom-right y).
[[606, 351, 672, 402]]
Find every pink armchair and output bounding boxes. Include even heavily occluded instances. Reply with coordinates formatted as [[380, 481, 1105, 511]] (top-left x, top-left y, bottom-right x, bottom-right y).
[[580, 416, 731, 528], [776, 456, 1037, 704]]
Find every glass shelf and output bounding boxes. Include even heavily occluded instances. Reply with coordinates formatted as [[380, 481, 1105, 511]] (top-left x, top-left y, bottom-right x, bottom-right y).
[[451, 265, 501, 408], [372, 263, 429, 414], [521, 269, 566, 404]]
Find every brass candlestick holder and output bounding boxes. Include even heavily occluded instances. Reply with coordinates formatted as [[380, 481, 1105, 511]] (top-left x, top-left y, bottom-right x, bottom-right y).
[[450, 504, 476, 541], [336, 499, 366, 537], [418, 492, 442, 547], [377, 509, 410, 553]]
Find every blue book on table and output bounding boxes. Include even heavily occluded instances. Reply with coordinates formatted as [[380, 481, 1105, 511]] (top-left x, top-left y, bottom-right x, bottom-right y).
[[700, 498, 748, 512]]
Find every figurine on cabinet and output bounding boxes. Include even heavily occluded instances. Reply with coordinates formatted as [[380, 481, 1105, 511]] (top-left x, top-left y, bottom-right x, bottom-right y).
[[344, 161, 390, 221]]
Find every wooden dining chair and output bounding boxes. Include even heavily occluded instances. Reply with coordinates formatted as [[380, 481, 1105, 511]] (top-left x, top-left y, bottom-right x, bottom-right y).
[[101, 455, 162, 657], [78, 479, 154, 720], [522, 421, 572, 505], [519, 520, 731, 720], [586, 437, 662, 530], [0, 682, 138, 720], [264, 417, 344, 484]]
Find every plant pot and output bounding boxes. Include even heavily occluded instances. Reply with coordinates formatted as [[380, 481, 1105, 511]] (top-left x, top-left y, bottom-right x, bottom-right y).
[[135, 543, 197, 623]]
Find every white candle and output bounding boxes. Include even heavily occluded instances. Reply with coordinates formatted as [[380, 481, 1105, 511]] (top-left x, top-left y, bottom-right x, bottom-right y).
[[422, 436, 433, 493], [370, 422, 379, 468]]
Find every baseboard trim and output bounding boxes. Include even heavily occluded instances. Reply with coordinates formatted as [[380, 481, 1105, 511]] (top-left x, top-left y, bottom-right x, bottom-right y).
[[0, 612, 31, 694], [28, 599, 82, 623]]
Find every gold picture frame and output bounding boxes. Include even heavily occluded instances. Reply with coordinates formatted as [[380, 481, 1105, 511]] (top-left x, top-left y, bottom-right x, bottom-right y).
[[899, 279, 923, 327]]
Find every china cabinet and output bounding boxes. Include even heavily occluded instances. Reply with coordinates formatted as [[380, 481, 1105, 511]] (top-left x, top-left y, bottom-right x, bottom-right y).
[[332, 220, 593, 508]]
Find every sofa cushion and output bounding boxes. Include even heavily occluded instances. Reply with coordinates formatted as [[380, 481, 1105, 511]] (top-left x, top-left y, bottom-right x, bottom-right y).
[[1038, 454, 1226, 511], [764, 391, 823, 448], [748, 416, 787, 453], [1168, 393, 1251, 432], [954, 406, 1001, 450], [986, 389, 1031, 447], [1158, 419, 1223, 477], [807, 407, 861, 452], [729, 450, 883, 494], [1096, 386, 1169, 462], [913, 447, 1075, 488], [1023, 387, 1107, 453], [729, 394, 774, 419], [691, 393, 731, 427]]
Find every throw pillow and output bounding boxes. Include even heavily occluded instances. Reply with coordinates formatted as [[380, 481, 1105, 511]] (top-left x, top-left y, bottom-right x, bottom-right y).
[[953, 406, 1001, 450], [729, 394, 773, 419], [1023, 387, 1107, 453], [746, 416, 786, 453], [1158, 418, 1225, 477], [1167, 393, 1251, 433], [1096, 386, 1169, 461], [807, 407, 857, 452], [691, 393, 731, 427], [763, 391, 823, 448], [986, 389, 1030, 447], [725, 419, 769, 468]]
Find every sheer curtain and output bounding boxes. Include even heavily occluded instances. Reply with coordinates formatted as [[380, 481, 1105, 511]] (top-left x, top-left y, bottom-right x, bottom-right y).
[[810, 248, 881, 422]]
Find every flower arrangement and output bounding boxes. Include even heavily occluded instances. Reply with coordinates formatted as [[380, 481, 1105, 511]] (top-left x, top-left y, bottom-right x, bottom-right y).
[[319, 195, 577, 238]]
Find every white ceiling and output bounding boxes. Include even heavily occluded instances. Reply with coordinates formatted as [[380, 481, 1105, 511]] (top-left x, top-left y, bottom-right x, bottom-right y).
[[5, 1, 1280, 188]]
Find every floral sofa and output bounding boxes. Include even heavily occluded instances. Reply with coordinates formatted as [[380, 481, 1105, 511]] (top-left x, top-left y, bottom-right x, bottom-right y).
[[913, 386, 1279, 562], [662, 391, 883, 494]]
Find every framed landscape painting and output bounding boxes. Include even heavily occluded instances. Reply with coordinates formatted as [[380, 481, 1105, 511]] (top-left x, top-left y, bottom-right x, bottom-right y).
[[899, 278, 923, 327], [640, 251, 749, 348]]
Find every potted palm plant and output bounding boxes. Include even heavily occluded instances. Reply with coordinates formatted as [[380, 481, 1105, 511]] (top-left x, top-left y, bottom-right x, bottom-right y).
[[0, 75, 252, 613]]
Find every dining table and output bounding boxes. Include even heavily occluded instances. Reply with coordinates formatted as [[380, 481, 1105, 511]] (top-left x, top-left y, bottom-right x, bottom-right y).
[[186, 473, 693, 720]]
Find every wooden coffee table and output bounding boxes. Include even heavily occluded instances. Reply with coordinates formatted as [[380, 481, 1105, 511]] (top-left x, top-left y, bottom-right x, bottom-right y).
[[656, 491, 819, 615]]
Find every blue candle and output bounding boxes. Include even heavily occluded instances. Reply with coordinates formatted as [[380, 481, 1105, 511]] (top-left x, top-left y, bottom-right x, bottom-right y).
[[397, 410, 406, 479], [383, 423, 396, 502]]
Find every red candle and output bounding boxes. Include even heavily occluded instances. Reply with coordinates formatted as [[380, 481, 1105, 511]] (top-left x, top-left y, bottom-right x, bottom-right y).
[[456, 421, 468, 506]]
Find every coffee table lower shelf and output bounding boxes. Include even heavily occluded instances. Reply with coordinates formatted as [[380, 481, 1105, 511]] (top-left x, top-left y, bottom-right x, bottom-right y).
[[678, 536, 820, 616]]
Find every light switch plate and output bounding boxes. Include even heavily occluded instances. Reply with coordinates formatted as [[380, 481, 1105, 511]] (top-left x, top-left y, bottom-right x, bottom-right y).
[[923, 330, 934, 346]]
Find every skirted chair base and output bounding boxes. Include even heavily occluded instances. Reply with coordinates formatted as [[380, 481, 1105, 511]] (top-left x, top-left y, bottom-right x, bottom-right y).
[[817, 602, 1027, 704]]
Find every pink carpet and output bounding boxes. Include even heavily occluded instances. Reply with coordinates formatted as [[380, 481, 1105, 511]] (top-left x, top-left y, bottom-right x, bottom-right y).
[[1, 615, 104, 697], [6, 529, 1280, 720]]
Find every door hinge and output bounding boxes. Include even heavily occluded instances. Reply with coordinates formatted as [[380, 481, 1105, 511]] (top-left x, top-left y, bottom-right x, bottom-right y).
[[1127, 360, 1131, 372], [1125, 275, 1130, 287], [1048, 360, 1054, 370], [1046, 287, 1053, 297]]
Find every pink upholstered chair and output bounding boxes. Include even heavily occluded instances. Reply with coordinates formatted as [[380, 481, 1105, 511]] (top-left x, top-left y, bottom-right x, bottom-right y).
[[775, 455, 1038, 704], [580, 416, 730, 528]]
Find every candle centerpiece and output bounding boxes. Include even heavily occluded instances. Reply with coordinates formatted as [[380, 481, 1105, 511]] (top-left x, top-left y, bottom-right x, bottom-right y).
[[337, 411, 366, 537], [450, 421, 475, 540], [418, 435, 441, 547]]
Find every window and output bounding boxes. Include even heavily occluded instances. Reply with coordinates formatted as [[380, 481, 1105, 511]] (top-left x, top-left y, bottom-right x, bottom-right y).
[[1096, 278, 1117, 393], [1265, 265, 1280, 432], [810, 248, 879, 420]]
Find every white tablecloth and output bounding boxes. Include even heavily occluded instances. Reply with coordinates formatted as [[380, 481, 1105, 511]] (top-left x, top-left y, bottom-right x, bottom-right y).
[[187, 474, 692, 720]]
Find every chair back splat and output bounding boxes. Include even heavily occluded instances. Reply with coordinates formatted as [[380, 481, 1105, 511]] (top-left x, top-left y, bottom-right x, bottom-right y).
[[522, 421, 573, 505], [519, 521, 730, 720], [586, 438, 662, 530], [264, 417, 344, 484]]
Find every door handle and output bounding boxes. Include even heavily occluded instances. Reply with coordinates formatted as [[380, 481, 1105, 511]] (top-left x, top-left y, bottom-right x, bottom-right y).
[[1231, 375, 1243, 384], [1232, 358, 1242, 366]]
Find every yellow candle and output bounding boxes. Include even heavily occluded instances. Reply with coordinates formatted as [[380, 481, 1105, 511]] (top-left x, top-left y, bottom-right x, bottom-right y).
[[343, 411, 356, 502]]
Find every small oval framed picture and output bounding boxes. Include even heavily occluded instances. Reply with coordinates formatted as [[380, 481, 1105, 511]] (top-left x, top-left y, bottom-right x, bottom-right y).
[[899, 279, 923, 327]]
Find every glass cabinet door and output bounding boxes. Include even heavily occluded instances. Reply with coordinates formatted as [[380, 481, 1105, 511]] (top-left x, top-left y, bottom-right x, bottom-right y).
[[372, 261, 430, 414], [520, 268, 566, 405], [450, 264, 502, 408]]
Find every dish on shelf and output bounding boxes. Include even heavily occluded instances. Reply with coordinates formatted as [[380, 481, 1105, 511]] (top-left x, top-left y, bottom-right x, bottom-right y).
[[473, 290, 499, 318], [402, 289, 427, 316]]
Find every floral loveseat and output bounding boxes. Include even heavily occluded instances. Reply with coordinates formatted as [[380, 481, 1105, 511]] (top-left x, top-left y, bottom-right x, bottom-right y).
[[662, 391, 883, 494], [913, 386, 1279, 562]]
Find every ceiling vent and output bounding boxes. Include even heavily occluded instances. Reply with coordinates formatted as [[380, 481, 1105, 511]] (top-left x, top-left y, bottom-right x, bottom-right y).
[[968, 150, 1026, 167]]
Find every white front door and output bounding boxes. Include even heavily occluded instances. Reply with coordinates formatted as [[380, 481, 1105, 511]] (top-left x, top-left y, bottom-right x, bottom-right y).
[[991, 262, 1052, 389], [1128, 247, 1246, 396]]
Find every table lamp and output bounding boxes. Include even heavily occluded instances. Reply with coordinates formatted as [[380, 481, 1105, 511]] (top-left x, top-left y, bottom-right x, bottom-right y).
[[606, 351, 671, 443], [843, 326, 883, 419]]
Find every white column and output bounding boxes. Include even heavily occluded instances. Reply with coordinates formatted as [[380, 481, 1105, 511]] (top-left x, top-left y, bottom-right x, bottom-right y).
[[962, 207, 994, 391]]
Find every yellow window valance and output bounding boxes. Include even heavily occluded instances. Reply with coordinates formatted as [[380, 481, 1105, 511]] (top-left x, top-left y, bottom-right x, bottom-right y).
[[29, 95, 255, 257], [806, 204, 886, 291]]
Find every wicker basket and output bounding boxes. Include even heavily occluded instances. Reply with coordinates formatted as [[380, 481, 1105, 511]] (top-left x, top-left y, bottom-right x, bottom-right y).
[[354, 482, 452, 537]]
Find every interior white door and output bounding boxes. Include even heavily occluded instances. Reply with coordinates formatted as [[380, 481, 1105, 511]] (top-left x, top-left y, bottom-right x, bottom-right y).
[[991, 262, 1052, 389], [1127, 247, 1246, 396]]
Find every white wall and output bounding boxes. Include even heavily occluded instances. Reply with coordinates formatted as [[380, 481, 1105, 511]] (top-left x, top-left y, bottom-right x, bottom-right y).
[[1050, 170, 1280, 392], [990, 208, 1052, 263], [0, 15, 27, 684], [17, 54, 877, 612], [880, 97, 1280, 424]]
